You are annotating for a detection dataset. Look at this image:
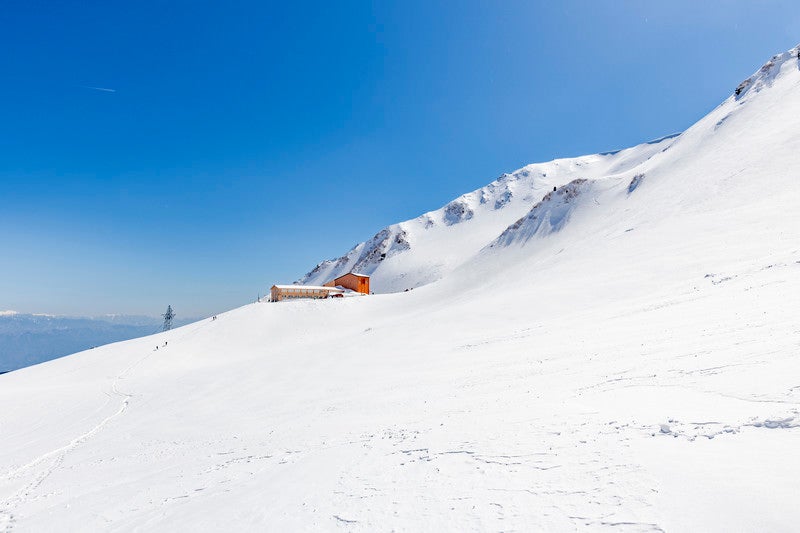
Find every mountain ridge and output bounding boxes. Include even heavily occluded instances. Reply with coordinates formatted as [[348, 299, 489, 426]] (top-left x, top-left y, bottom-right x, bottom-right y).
[[300, 43, 799, 292], [298, 134, 677, 291]]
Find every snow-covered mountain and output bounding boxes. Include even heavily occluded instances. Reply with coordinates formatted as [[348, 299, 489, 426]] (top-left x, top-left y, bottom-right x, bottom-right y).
[[1, 44, 799, 531], [302, 44, 800, 297], [298, 134, 679, 292]]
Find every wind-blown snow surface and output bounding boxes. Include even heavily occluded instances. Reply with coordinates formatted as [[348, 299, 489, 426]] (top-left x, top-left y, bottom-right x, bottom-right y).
[[2, 46, 800, 531]]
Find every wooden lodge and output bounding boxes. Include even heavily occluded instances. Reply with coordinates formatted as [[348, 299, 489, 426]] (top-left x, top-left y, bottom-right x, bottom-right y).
[[270, 284, 344, 302], [269, 273, 370, 302], [323, 272, 370, 294]]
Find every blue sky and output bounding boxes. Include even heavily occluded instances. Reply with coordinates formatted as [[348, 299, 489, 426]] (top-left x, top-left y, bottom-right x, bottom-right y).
[[1, 1, 798, 317]]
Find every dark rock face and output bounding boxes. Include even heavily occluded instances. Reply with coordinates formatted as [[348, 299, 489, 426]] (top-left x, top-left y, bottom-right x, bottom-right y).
[[442, 200, 474, 226]]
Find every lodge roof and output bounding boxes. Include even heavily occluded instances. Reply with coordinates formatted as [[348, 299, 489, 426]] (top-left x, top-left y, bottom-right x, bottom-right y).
[[336, 272, 369, 279], [271, 284, 344, 292]]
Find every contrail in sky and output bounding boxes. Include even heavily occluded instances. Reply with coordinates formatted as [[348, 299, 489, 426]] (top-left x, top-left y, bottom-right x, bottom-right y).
[[80, 85, 116, 93]]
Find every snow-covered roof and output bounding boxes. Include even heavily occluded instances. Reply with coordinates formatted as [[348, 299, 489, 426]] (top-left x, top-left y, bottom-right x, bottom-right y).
[[338, 272, 369, 279], [271, 284, 344, 292]]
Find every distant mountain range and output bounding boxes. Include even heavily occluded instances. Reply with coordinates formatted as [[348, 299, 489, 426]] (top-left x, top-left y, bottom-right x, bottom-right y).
[[0, 312, 198, 373]]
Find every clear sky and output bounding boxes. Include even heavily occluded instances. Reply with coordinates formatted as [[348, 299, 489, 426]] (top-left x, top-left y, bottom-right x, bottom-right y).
[[1, 1, 798, 317]]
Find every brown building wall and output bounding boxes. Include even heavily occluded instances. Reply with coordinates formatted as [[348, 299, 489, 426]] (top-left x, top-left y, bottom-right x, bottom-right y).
[[334, 273, 370, 294]]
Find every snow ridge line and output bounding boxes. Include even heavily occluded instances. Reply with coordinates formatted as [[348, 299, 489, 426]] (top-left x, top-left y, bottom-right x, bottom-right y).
[[0, 350, 152, 531]]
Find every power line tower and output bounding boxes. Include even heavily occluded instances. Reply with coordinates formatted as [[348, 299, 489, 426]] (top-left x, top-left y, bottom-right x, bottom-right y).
[[162, 305, 175, 332]]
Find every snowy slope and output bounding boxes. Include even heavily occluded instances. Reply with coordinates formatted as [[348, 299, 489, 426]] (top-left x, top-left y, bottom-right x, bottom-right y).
[[1, 45, 800, 532], [299, 135, 677, 292], [0, 314, 197, 373]]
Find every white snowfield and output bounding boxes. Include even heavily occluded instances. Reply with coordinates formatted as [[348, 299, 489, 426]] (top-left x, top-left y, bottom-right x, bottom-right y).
[[2, 45, 800, 532]]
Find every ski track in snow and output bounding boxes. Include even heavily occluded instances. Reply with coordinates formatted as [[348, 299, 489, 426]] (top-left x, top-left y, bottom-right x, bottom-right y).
[[0, 350, 153, 531]]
